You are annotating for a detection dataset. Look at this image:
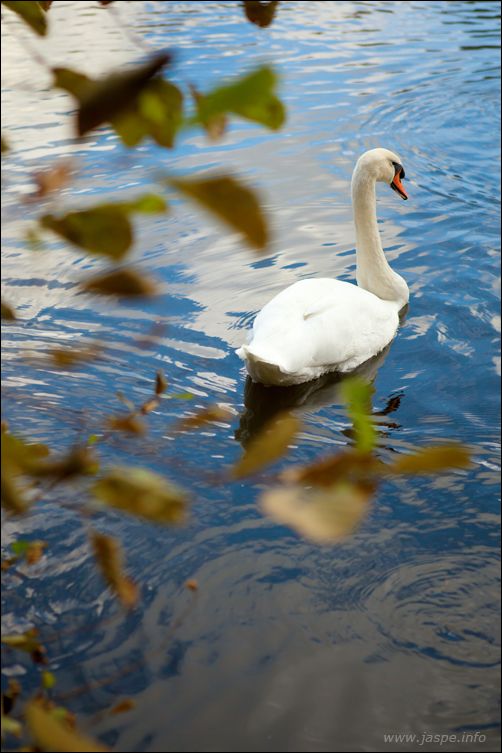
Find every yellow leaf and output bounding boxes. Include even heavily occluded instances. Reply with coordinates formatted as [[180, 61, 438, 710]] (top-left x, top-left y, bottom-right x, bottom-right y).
[[169, 174, 269, 250], [388, 444, 471, 475], [232, 412, 300, 478], [25, 701, 109, 752], [1, 714, 22, 738], [260, 482, 372, 544], [91, 533, 138, 609], [92, 467, 187, 525]]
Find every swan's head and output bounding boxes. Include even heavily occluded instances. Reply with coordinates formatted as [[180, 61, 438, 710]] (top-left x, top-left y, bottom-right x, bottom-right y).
[[355, 148, 408, 200]]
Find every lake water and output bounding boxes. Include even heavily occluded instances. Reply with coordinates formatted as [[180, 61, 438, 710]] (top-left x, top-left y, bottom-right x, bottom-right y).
[[1, 2, 500, 751]]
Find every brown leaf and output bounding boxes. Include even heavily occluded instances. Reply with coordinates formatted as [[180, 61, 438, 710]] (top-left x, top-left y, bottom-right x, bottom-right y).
[[25, 700, 109, 752], [140, 398, 159, 415], [185, 579, 198, 591], [49, 344, 101, 368], [110, 699, 135, 715], [30, 162, 72, 200], [388, 444, 471, 475], [232, 412, 300, 478], [282, 450, 384, 487], [107, 414, 146, 435], [260, 482, 372, 544], [1, 299, 16, 320], [176, 404, 233, 431], [2, 1, 48, 36], [91, 532, 139, 609], [169, 174, 269, 250], [155, 369, 168, 395], [81, 268, 158, 297], [243, 1, 279, 28]]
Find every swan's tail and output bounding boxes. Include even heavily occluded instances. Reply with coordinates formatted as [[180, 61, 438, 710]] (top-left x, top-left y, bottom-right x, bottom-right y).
[[236, 345, 292, 386]]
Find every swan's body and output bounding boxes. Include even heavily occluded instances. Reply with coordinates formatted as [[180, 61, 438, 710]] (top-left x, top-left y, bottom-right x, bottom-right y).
[[237, 148, 409, 386]]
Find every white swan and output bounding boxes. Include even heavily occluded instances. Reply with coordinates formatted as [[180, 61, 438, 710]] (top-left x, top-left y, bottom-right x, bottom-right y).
[[236, 148, 409, 386]]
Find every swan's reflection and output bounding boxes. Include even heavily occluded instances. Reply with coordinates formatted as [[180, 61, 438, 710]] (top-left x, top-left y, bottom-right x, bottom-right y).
[[235, 337, 405, 448]]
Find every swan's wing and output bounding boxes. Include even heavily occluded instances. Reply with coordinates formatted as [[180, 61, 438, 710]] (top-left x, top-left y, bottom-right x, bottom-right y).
[[247, 278, 399, 374]]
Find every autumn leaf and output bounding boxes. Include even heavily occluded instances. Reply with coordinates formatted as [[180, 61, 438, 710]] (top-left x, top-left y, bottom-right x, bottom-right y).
[[243, 1, 279, 28], [176, 404, 233, 431], [92, 467, 187, 525], [1, 299, 16, 320], [2, 1, 48, 36], [388, 444, 471, 475], [282, 449, 384, 487], [91, 532, 138, 609], [106, 414, 146, 435], [260, 482, 372, 544], [169, 174, 268, 250], [25, 700, 109, 752], [155, 369, 168, 395], [232, 412, 300, 478], [81, 268, 158, 297]]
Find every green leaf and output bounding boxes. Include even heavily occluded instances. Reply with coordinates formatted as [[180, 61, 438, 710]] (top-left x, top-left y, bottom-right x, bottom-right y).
[[191, 66, 285, 131], [340, 378, 376, 453], [2, 1, 47, 36], [40, 195, 166, 258], [260, 482, 372, 544], [232, 412, 300, 478], [81, 268, 158, 297], [388, 444, 471, 475], [92, 467, 187, 525], [25, 700, 109, 752], [113, 79, 183, 148], [169, 174, 268, 249], [243, 1, 279, 28], [41, 207, 132, 259]]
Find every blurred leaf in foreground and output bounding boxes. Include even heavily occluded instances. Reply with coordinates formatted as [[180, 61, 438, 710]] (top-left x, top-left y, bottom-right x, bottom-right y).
[[11, 539, 47, 565], [106, 413, 146, 435], [30, 162, 72, 200], [49, 343, 101, 368], [92, 467, 187, 525], [40, 194, 166, 259], [2, 1, 47, 36], [282, 449, 384, 487], [53, 53, 171, 136], [232, 412, 300, 478], [113, 79, 183, 148], [1, 713, 22, 737], [388, 444, 471, 475], [81, 268, 158, 298], [340, 378, 376, 453], [176, 404, 233, 431], [2, 628, 45, 663], [260, 482, 371, 544], [25, 700, 109, 752], [169, 174, 268, 250], [91, 532, 138, 609], [155, 369, 168, 395], [190, 65, 285, 132], [189, 84, 228, 141], [1, 135, 9, 153], [1, 299, 16, 320], [243, 1, 279, 28]]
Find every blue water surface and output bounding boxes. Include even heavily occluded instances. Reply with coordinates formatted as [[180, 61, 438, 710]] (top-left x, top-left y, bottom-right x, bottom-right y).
[[1, 2, 500, 751]]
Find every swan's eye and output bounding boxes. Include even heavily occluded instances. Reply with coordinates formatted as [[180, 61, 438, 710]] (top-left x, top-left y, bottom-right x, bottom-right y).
[[392, 161, 405, 180]]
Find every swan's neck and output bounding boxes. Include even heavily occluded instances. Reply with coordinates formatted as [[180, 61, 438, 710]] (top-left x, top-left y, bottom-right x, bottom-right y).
[[351, 168, 409, 308]]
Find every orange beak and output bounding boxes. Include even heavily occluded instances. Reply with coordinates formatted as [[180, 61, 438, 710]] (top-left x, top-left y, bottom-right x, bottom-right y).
[[391, 166, 408, 200]]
